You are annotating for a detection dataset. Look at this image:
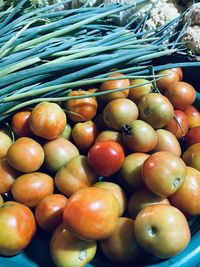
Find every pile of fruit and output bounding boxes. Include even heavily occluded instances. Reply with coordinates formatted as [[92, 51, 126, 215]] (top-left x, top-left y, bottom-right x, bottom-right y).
[[0, 66, 200, 266]]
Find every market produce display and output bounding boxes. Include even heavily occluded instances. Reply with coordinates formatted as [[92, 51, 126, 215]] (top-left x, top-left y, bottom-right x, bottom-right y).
[[0, 1, 200, 267]]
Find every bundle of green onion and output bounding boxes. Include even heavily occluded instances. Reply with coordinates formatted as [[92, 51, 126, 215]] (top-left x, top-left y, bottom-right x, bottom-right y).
[[0, 0, 199, 120]]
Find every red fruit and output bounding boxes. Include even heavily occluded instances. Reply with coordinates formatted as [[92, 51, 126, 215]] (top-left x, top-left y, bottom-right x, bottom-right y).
[[165, 110, 189, 140], [184, 126, 200, 149], [88, 141, 125, 177]]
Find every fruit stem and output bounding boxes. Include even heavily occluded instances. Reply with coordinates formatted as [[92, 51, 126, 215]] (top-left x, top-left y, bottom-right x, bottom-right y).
[[148, 65, 161, 94], [121, 124, 132, 135], [174, 115, 185, 136]]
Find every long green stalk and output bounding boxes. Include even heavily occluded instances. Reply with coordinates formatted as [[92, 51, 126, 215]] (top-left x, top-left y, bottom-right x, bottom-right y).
[[129, 49, 178, 64], [0, 57, 41, 77], [0, 39, 159, 77], [0, 41, 52, 67], [0, 42, 171, 86], [47, 43, 160, 65], [0, 0, 72, 35], [3, 74, 166, 102], [0, 19, 39, 59], [0, 0, 28, 30], [0, 6, 118, 42], [2, 2, 147, 55], [30, 51, 159, 89], [0, 78, 160, 116], [51, 38, 157, 57], [0, 74, 49, 97], [0, 0, 197, 121]]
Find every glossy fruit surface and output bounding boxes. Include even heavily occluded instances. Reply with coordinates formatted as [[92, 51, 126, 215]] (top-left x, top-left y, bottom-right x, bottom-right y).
[[156, 68, 182, 94], [7, 137, 44, 173], [165, 82, 196, 110], [0, 201, 36, 256], [63, 90, 97, 122], [172, 67, 183, 80], [128, 187, 170, 219], [184, 105, 200, 128], [142, 151, 186, 197], [184, 126, 200, 149], [50, 223, 97, 267], [63, 187, 119, 240], [182, 143, 200, 172], [11, 110, 32, 137], [93, 182, 127, 216], [120, 153, 149, 190], [29, 102, 67, 140], [0, 195, 3, 206], [11, 172, 54, 208], [128, 78, 152, 103], [55, 155, 98, 197], [60, 124, 72, 140], [95, 130, 123, 146], [0, 132, 12, 159], [35, 194, 68, 232], [134, 204, 190, 259], [153, 129, 181, 156], [100, 217, 142, 264], [103, 98, 138, 130], [122, 120, 157, 153], [164, 110, 188, 140], [138, 93, 174, 129], [0, 159, 19, 195], [88, 140, 125, 176], [169, 166, 200, 216], [72, 121, 99, 151], [43, 138, 79, 173], [99, 73, 130, 102]]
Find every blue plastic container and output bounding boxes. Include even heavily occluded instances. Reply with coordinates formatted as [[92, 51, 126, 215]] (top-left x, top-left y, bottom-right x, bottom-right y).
[[1, 91, 200, 267], [0, 216, 200, 267]]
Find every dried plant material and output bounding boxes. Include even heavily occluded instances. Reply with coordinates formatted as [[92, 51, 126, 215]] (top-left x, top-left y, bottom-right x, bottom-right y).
[[182, 26, 200, 54], [185, 2, 200, 26], [182, 3, 200, 54], [144, 0, 181, 30]]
